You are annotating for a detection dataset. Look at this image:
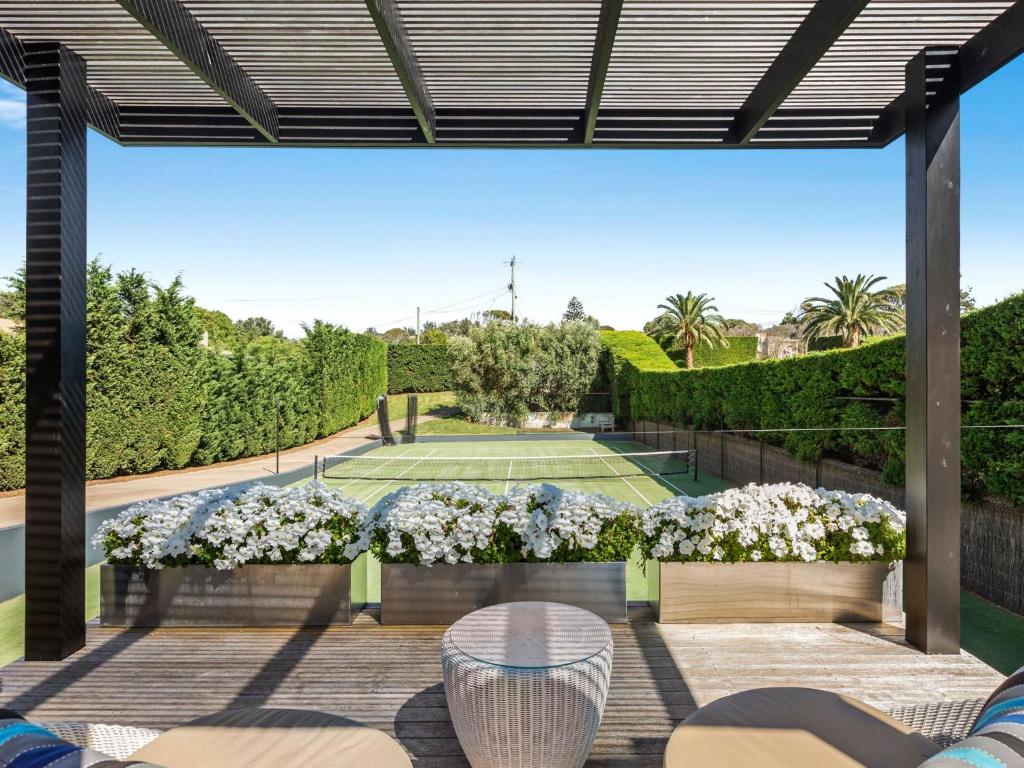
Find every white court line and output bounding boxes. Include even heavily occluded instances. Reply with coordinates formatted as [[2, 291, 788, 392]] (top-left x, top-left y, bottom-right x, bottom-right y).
[[589, 447, 652, 506], [328, 448, 412, 492], [359, 448, 438, 503], [505, 458, 514, 495], [606, 443, 688, 496]]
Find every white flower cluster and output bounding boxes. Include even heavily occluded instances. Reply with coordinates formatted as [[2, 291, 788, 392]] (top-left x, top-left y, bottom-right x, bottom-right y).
[[369, 482, 638, 565], [94, 482, 370, 570], [640, 482, 906, 564]]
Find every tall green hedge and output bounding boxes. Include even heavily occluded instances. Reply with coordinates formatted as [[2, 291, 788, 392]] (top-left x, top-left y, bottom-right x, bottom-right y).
[[387, 344, 451, 393], [0, 261, 387, 491], [602, 293, 1024, 506], [688, 336, 759, 368]]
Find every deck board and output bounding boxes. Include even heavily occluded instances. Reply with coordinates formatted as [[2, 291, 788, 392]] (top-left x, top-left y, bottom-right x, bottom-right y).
[[0, 606, 1005, 766]]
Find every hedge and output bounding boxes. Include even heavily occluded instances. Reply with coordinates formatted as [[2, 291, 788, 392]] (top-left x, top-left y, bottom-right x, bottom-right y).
[[688, 336, 759, 368], [602, 293, 1024, 506], [387, 344, 451, 393], [0, 262, 387, 491]]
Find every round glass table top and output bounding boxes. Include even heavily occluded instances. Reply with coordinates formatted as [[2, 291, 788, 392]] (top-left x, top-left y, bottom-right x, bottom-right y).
[[447, 601, 612, 669]]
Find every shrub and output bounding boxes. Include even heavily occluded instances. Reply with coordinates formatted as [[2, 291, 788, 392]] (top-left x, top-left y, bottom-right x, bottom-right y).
[[368, 482, 640, 565], [387, 344, 451, 393], [0, 261, 388, 490], [94, 482, 370, 569], [450, 321, 603, 426], [688, 336, 758, 367], [604, 292, 1024, 506], [640, 483, 906, 563]]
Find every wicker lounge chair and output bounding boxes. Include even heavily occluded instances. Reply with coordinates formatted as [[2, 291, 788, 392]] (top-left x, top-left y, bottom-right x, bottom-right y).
[[35, 708, 412, 768], [664, 668, 1024, 767]]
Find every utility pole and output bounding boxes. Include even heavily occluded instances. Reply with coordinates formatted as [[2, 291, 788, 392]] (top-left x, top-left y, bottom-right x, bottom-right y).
[[506, 255, 518, 322], [416, 306, 421, 344]]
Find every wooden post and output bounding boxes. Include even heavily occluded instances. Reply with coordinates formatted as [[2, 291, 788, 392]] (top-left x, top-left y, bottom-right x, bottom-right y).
[[24, 42, 88, 661], [904, 47, 961, 654]]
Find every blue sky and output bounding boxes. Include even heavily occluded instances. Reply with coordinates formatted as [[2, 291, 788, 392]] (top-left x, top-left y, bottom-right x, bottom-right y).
[[1, 57, 1021, 337]]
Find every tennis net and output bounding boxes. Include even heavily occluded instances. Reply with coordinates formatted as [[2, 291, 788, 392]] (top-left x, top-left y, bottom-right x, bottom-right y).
[[320, 449, 696, 482]]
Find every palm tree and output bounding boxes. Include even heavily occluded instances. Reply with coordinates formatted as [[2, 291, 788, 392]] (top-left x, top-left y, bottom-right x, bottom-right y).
[[798, 274, 904, 348], [649, 292, 728, 369]]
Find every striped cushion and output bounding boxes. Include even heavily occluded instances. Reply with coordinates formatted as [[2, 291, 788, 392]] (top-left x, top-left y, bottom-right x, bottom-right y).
[[921, 667, 1024, 766], [0, 713, 164, 768]]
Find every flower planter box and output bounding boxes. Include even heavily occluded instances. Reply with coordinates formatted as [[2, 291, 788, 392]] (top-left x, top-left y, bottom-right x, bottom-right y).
[[651, 560, 903, 623], [380, 562, 627, 625], [100, 563, 356, 627]]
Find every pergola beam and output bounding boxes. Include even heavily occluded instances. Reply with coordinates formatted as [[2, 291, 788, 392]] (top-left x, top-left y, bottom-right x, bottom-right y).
[[582, 0, 624, 144], [112, 0, 279, 142], [727, 0, 870, 144], [1, 27, 120, 142], [870, 3, 1024, 147], [959, 1, 1024, 93], [363, 0, 435, 144]]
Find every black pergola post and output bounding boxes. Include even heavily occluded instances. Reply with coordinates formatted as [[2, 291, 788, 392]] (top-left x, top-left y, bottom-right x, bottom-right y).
[[23, 42, 88, 661], [904, 47, 961, 655]]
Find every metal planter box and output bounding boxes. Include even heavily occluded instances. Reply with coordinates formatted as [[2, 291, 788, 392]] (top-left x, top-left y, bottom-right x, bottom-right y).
[[100, 563, 354, 627], [652, 560, 903, 623], [380, 562, 627, 625]]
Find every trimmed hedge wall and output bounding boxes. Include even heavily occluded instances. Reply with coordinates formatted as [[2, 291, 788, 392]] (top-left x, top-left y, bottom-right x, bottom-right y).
[[387, 344, 451, 393], [689, 336, 759, 368], [603, 293, 1024, 506], [0, 263, 387, 491]]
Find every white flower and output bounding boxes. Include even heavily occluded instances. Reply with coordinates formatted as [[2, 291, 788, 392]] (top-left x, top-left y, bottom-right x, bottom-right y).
[[93, 481, 369, 570], [641, 482, 905, 564]]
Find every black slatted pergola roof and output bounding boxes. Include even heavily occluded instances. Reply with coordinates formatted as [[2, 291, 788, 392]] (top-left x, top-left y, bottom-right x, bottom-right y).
[[0, 1, 1021, 148]]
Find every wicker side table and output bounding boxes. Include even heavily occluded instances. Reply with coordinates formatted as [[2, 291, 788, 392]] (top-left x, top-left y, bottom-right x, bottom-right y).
[[441, 601, 613, 768]]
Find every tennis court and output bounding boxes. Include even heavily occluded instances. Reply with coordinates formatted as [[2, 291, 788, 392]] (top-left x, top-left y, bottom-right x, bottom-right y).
[[318, 437, 730, 507]]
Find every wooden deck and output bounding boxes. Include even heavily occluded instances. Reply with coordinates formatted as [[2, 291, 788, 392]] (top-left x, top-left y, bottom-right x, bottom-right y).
[[0, 606, 1005, 767]]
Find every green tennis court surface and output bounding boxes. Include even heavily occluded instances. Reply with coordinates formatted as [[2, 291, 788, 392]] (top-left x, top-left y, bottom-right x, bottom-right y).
[[318, 438, 731, 506]]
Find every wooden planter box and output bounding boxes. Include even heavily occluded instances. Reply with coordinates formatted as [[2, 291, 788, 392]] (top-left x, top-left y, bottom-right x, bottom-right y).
[[380, 562, 627, 625], [100, 563, 355, 627], [652, 560, 903, 623]]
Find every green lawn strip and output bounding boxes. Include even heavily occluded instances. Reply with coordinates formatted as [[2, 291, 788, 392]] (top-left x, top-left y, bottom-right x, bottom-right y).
[[0, 564, 101, 667], [365, 392, 458, 426], [416, 417, 519, 435], [961, 591, 1024, 675]]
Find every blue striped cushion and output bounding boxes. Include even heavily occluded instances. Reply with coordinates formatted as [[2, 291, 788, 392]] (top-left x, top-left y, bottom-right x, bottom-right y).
[[921, 667, 1024, 766], [0, 714, 164, 768]]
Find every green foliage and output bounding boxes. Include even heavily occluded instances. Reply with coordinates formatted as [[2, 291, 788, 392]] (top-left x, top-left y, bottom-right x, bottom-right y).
[[0, 261, 387, 490], [194, 306, 236, 349], [234, 316, 283, 343], [688, 336, 758, 367], [799, 274, 904, 347], [647, 292, 729, 369], [604, 292, 1024, 506], [387, 344, 452, 393], [449, 321, 603, 426], [0, 333, 24, 488]]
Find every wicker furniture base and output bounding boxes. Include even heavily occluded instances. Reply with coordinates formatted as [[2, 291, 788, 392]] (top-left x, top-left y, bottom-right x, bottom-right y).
[[441, 601, 613, 768], [37, 722, 163, 759]]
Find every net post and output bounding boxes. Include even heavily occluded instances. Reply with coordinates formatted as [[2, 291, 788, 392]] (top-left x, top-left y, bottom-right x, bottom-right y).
[[694, 450, 699, 482], [314, 454, 318, 481]]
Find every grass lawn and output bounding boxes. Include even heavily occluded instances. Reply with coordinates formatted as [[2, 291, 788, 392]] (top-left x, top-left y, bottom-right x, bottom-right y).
[[0, 564, 101, 667], [416, 417, 519, 435], [366, 392, 457, 426]]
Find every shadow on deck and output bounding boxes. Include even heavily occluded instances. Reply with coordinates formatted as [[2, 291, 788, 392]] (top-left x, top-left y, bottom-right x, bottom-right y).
[[0, 605, 1004, 767]]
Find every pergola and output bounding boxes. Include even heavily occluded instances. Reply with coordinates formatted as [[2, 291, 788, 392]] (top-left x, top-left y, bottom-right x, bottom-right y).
[[1, 0, 1021, 662]]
